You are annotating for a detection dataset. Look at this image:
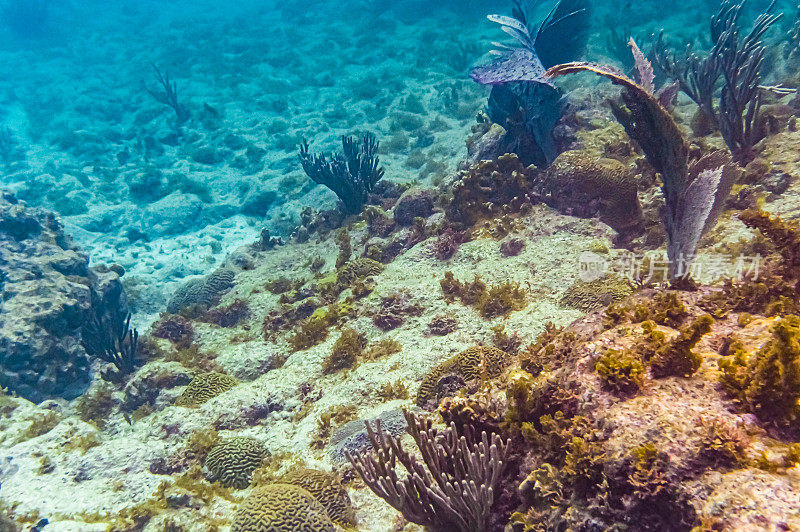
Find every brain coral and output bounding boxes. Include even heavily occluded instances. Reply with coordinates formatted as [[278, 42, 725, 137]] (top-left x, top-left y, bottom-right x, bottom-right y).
[[231, 483, 335, 532], [166, 267, 236, 315], [175, 371, 238, 407], [336, 258, 384, 285], [539, 150, 643, 235], [205, 437, 268, 489], [328, 409, 407, 464], [559, 277, 633, 312], [278, 468, 355, 526], [416, 346, 510, 406]]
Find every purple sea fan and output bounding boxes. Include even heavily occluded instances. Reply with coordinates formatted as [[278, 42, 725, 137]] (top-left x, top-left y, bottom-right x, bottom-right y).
[[469, 0, 591, 86]]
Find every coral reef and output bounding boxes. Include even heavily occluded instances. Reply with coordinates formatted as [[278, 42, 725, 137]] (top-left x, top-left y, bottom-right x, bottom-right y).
[[653, 0, 782, 160]]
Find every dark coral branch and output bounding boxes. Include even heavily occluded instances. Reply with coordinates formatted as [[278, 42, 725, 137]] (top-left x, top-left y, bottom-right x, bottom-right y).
[[147, 64, 190, 124], [81, 304, 140, 383], [651, 0, 781, 160], [299, 133, 385, 215]]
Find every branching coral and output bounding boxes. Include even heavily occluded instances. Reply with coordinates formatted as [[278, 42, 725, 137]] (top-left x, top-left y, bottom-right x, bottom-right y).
[[146, 65, 190, 124], [299, 133, 385, 215], [80, 305, 140, 383], [652, 0, 782, 160], [347, 409, 508, 532]]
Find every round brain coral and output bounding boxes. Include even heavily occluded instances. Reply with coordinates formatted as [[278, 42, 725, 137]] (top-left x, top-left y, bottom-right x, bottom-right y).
[[231, 483, 335, 532], [278, 468, 356, 526], [175, 371, 238, 407], [167, 267, 236, 315], [205, 437, 268, 489], [416, 346, 510, 406], [540, 150, 643, 235], [559, 276, 633, 312]]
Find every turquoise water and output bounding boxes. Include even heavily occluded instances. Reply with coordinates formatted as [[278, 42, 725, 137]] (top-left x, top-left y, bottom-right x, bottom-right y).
[[1, 0, 800, 530]]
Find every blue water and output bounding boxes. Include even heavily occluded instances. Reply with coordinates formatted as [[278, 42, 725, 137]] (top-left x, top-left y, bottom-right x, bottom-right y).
[[1, 0, 800, 529]]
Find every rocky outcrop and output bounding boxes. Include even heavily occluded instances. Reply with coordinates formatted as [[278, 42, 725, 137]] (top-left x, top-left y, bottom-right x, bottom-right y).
[[0, 191, 128, 402]]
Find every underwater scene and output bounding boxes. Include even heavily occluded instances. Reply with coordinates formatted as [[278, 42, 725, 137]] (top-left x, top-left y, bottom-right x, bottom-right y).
[[2, 0, 800, 529]]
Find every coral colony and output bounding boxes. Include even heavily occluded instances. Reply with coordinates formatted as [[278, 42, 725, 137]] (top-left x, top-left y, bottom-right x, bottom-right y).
[[2, 0, 800, 530]]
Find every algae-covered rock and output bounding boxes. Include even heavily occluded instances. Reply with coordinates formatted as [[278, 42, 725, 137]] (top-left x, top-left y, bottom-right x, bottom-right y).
[[0, 192, 129, 402]]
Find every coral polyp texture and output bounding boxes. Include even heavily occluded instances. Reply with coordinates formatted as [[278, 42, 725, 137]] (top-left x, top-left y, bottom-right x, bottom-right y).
[[4, 0, 800, 529], [205, 437, 268, 488], [174, 371, 239, 407], [416, 346, 510, 407]]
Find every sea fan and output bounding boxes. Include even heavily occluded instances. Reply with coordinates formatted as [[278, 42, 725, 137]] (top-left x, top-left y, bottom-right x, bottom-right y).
[[470, 0, 591, 86], [547, 59, 736, 286]]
